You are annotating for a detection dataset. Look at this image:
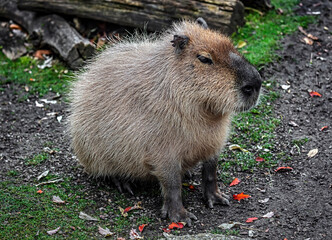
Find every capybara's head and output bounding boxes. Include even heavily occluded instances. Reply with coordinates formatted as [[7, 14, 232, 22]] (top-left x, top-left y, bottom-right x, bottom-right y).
[[170, 18, 262, 116]]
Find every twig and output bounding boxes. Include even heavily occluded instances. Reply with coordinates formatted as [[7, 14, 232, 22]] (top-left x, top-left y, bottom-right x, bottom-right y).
[[35, 178, 64, 186]]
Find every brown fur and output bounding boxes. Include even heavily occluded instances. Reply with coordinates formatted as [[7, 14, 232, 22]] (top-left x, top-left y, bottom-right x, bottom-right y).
[[69, 19, 261, 223]]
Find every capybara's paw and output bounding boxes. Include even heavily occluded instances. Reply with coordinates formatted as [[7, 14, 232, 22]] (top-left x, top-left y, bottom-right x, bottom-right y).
[[161, 204, 197, 226], [204, 189, 230, 208], [111, 176, 134, 195]]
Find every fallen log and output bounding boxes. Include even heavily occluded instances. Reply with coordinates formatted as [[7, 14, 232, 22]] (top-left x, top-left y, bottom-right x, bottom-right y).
[[17, 0, 245, 35], [0, 0, 94, 69], [241, 0, 272, 11]]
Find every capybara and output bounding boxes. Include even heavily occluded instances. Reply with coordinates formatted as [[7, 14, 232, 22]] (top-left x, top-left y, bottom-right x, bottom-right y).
[[69, 18, 261, 225]]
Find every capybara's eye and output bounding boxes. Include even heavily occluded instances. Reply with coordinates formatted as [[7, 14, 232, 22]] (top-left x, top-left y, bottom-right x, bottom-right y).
[[197, 54, 213, 65]]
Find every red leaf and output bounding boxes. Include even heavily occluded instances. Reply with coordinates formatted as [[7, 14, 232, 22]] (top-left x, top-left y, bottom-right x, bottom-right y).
[[168, 222, 184, 230], [233, 192, 251, 201], [246, 217, 258, 223], [320, 126, 328, 131], [229, 178, 240, 187], [123, 206, 132, 213], [189, 185, 195, 190], [256, 157, 265, 162], [309, 91, 322, 97], [138, 224, 148, 233], [37, 189, 43, 194], [275, 166, 293, 172], [162, 228, 171, 233]]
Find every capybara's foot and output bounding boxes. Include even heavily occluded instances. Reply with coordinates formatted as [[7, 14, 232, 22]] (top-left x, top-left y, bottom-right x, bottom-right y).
[[161, 202, 197, 226], [204, 188, 230, 208], [111, 176, 134, 195]]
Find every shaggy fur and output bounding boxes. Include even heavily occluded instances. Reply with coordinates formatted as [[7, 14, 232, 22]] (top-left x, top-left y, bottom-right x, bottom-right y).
[[69, 19, 261, 223]]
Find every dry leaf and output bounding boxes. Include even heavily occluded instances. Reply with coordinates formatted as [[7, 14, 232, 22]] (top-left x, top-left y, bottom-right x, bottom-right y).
[[218, 222, 242, 230], [35, 101, 44, 108], [246, 217, 258, 223], [47, 227, 60, 235], [229, 178, 240, 187], [298, 26, 318, 40], [129, 228, 143, 239], [262, 211, 274, 218], [281, 85, 290, 90], [37, 189, 43, 194], [275, 166, 293, 172], [79, 212, 98, 221], [229, 144, 249, 153], [34, 49, 52, 60], [236, 40, 247, 49], [255, 157, 265, 162], [120, 201, 143, 217], [10, 23, 22, 30], [308, 90, 322, 97], [37, 170, 49, 180], [288, 121, 299, 127], [98, 226, 114, 237], [320, 126, 328, 131], [168, 222, 184, 230], [233, 192, 251, 201], [302, 37, 313, 45], [138, 224, 148, 233], [307, 148, 318, 158], [258, 198, 269, 203], [52, 196, 65, 204]]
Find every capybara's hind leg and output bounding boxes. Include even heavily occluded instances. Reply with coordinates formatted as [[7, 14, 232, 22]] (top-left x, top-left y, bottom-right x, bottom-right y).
[[111, 176, 134, 195], [202, 156, 230, 208]]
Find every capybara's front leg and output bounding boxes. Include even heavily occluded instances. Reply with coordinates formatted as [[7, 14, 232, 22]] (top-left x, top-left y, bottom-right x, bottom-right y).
[[202, 156, 230, 208], [158, 165, 197, 226]]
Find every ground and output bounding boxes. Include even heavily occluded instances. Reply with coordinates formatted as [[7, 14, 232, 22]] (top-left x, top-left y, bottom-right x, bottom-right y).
[[0, 0, 331, 239]]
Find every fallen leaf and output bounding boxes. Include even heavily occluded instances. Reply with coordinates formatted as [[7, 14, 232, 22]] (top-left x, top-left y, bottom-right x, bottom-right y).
[[25, 85, 29, 92], [281, 84, 290, 90], [298, 26, 318, 40], [307, 148, 318, 158], [168, 222, 184, 230], [79, 212, 98, 221], [255, 157, 265, 162], [29, 78, 35, 81], [189, 184, 195, 190], [246, 217, 258, 223], [309, 90, 322, 97], [10, 23, 22, 30], [162, 228, 171, 233], [98, 226, 114, 237], [120, 201, 143, 217], [275, 166, 293, 172], [258, 198, 269, 203], [218, 222, 242, 230], [37, 189, 43, 194], [52, 196, 65, 204], [233, 192, 251, 201], [302, 37, 313, 45], [262, 211, 274, 218], [229, 144, 249, 153], [229, 178, 240, 187], [57, 116, 63, 123], [35, 101, 44, 108], [320, 126, 328, 131], [34, 49, 52, 60], [236, 40, 247, 49], [47, 226, 60, 235], [129, 228, 143, 239], [37, 170, 49, 180], [138, 224, 148, 233], [40, 99, 57, 104], [288, 121, 299, 127]]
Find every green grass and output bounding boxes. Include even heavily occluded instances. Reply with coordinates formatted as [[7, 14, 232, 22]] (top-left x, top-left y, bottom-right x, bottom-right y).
[[0, 52, 72, 97], [25, 153, 50, 165], [232, 0, 315, 67]]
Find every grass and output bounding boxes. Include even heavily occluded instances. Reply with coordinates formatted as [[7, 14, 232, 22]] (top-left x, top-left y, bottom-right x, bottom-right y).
[[25, 153, 50, 165], [0, 52, 72, 97], [232, 0, 315, 67]]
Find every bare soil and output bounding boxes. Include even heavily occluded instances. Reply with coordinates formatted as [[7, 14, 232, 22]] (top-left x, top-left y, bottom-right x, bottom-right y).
[[1, 0, 331, 239]]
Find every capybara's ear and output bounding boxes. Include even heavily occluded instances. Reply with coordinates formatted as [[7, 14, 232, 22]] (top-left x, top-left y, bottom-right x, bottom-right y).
[[195, 17, 208, 29], [171, 35, 189, 54]]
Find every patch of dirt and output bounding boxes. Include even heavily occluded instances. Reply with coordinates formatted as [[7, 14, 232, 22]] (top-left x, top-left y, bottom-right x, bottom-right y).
[[0, 0, 331, 239]]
